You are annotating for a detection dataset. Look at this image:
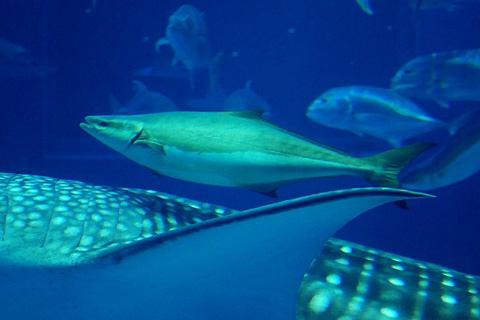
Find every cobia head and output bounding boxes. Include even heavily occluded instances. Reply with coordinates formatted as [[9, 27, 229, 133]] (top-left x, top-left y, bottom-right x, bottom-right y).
[[80, 115, 145, 153]]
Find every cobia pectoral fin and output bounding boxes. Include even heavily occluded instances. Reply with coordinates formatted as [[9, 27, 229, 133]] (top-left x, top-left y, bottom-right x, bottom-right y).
[[134, 140, 166, 155]]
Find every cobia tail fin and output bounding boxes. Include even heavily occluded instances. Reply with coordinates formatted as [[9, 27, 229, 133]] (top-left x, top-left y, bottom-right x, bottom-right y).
[[362, 142, 436, 209]]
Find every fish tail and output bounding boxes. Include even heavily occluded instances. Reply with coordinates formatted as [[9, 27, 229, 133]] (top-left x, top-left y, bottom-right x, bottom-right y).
[[363, 142, 436, 209]]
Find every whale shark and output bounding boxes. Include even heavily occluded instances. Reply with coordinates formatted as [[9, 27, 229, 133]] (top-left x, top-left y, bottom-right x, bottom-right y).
[[0, 172, 430, 319], [299, 238, 480, 319]]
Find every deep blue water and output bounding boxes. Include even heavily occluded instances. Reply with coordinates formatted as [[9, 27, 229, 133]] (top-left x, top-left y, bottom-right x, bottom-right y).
[[1, 0, 480, 276]]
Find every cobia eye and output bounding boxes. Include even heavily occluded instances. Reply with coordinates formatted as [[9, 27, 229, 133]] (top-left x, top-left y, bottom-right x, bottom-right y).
[[99, 121, 108, 127]]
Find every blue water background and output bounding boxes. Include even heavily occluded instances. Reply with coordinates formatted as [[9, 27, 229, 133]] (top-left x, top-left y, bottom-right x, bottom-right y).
[[1, 0, 480, 275]]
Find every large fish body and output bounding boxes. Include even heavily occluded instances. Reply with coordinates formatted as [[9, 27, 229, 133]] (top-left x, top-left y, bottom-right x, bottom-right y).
[[401, 111, 480, 190], [0, 172, 429, 319], [110, 80, 177, 115], [299, 238, 480, 319], [155, 5, 211, 88], [306, 86, 446, 147], [391, 49, 480, 108], [80, 111, 434, 197]]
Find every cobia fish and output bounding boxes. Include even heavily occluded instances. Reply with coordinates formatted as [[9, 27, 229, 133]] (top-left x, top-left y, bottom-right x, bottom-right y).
[[391, 49, 480, 108], [0, 172, 430, 319], [80, 111, 435, 201], [306, 86, 448, 147]]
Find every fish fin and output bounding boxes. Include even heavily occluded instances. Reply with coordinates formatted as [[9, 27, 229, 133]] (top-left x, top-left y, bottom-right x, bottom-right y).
[[435, 99, 450, 108], [258, 189, 279, 198], [171, 53, 181, 66], [143, 166, 163, 177], [387, 139, 403, 148], [363, 142, 436, 208], [134, 140, 166, 155], [252, 190, 278, 198], [132, 80, 148, 95], [447, 109, 478, 135], [155, 38, 169, 52], [355, 0, 374, 15], [227, 110, 266, 119], [351, 130, 365, 137], [109, 95, 122, 115], [243, 184, 280, 198], [208, 51, 227, 96]]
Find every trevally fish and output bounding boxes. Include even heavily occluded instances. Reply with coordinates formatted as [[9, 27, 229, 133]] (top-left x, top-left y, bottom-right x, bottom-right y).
[[306, 86, 447, 147], [298, 238, 480, 319], [0, 172, 430, 319], [80, 111, 434, 200], [391, 49, 480, 108], [401, 111, 480, 190], [155, 5, 211, 88], [110, 80, 177, 115]]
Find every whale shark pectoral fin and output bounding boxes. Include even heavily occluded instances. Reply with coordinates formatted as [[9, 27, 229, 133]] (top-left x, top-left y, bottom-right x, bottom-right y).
[[87, 187, 432, 319], [133, 140, 166, 155]]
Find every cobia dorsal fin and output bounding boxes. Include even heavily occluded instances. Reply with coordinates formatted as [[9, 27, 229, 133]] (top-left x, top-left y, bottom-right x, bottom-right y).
[[225, 110, 266, 120]]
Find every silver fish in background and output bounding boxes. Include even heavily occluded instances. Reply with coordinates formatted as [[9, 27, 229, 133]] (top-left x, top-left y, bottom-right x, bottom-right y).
[[80, 111, 434, 201], [306, 86, 447, 147], [0, 38, 32, 64], [391, 49, 480, 108], [401, 111, 480, 190], [299, 238, 480, 319], [0, 38, 56, 78], [224, 80, 272, 118], [155, 5, 212, 88], [110, 80, 177, 115], [0, 172, 430, 319]]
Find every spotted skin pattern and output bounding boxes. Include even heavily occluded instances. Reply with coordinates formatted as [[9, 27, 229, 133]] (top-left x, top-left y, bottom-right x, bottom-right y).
[[298, 238, 480, 319], [0, 172, 478, 319], [0, 173, 234, 266]]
